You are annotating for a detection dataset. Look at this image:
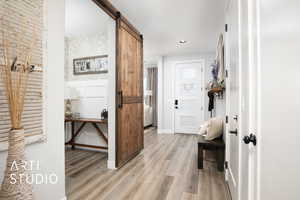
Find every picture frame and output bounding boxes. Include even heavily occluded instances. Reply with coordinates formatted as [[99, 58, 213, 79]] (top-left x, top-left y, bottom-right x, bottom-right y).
[[73, 55, 108, 75]]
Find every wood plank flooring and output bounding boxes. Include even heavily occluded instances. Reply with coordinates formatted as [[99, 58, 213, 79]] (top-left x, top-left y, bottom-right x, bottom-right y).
[[65, 128, 231, 200]]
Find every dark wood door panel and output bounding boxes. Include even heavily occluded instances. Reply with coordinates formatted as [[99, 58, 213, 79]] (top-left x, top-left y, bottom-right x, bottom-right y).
[[117, 103, 143, 165], [123, 96, 143, 104], [118, 28, 142, 97], [116, 17, 144, 168]]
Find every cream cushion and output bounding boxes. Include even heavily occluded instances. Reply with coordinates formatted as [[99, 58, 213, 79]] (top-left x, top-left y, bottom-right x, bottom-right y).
[[199, 121, 209, 135], [205, 117, 223, 140]]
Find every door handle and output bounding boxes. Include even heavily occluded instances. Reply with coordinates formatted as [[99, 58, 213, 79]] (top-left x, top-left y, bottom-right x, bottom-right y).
[[233, 115, 238, 121], [243, 134, 257, 146], [118, 91, 123, 108], [229, 129, 238, 136], [175, 99, 178, 105]]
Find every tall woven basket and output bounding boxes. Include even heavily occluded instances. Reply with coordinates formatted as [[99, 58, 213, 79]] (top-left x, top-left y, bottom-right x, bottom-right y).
[[0, 129, 34, 200], [0, 19, 36, 200]]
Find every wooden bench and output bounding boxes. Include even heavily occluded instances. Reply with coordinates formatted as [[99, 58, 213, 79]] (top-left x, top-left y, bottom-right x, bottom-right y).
[[198, 135, 225, 171]]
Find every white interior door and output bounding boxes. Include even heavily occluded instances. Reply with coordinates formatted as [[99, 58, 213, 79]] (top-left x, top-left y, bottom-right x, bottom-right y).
[[226, 1, 259, 200], [226, 0, 240, 199], [174, 61, 204, 134]]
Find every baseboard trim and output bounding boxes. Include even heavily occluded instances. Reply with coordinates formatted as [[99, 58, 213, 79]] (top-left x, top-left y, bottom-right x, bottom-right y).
[[71, 146, 107, 153], [107, 160, 116, 170], [144, 124, 153, 129], [157, 129, 173, 134]]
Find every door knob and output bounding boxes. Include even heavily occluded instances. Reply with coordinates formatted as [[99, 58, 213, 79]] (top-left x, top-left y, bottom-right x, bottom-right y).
[[243, 134, 257, 146]]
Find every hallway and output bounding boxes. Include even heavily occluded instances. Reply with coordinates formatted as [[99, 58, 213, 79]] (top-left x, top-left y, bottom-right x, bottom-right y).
[[66, 129, 230, 200]]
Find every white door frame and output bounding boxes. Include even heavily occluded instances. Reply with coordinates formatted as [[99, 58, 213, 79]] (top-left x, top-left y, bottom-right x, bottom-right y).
[[171, 59, 205, 134], [225, 29, 231, 182], [224, 1, 231, 182], [248, 0, 260, 199], [225, 0, 241, 199]]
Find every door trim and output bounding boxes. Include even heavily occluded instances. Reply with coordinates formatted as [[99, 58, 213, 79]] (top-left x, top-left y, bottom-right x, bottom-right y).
[[248, 0, 260, 199], [171, 59, 205, 134], [224, 26, 231, 182], [229, 166, 237, 188], [92, 0, 144, 37], [92, 0, 119, 19], [225, 0, 240, 198]]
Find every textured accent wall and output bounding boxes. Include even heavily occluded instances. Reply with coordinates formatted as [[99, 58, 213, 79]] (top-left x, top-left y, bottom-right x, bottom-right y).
[[65, 33, 108, 81], [0, 0, 44, 146]]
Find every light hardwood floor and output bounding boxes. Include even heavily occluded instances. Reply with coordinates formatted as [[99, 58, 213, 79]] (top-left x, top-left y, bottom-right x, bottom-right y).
[[65, 128, 231, 200]]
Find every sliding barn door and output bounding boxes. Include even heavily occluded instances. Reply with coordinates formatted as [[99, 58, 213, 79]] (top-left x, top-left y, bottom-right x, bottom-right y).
[[116, 17, 144, 167]]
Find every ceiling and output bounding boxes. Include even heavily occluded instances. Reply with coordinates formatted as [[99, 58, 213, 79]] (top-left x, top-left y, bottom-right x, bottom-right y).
[[66, 0, 226, 62], [109, 0, 226, 62], [65, 0, 109, 38]]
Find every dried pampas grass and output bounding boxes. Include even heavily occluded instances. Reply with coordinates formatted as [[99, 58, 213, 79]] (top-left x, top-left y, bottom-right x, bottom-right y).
[[0, 17, 37, 129]]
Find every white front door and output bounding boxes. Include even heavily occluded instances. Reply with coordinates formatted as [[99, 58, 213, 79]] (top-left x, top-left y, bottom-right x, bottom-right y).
[[174, 61, 204, 134], [226, 0, 240, 199]]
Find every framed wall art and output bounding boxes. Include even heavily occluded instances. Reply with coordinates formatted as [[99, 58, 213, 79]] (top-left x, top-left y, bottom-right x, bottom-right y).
[[73, 55, 108, 75]]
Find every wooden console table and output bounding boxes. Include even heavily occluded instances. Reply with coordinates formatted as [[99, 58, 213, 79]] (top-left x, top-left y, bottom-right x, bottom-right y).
[[65, 118, 108, 150]]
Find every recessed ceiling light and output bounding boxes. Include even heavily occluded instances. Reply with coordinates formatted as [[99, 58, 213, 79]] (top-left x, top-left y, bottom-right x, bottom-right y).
[[179, 40, 187, 44]]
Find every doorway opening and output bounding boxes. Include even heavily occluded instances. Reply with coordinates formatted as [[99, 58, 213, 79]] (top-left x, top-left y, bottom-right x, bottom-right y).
[[64, 0, 116, 195], [144, 62, 158, 129]]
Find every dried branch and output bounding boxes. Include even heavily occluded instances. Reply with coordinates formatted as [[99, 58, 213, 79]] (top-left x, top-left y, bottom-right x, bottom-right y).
[[0, 17, 37, 129]]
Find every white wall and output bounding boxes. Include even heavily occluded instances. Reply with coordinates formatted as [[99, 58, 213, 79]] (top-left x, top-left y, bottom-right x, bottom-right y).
[[107, 18, 116, 169], [65, 33, 108, 81], [215, 96, 226, 118], [65, 80, 108, 148], [157, 57, 164, 132], [158, 53, 226, 133], [258, 1, 300, 200], [0, 0, 66, 199], [205, 58, 226, 120]]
